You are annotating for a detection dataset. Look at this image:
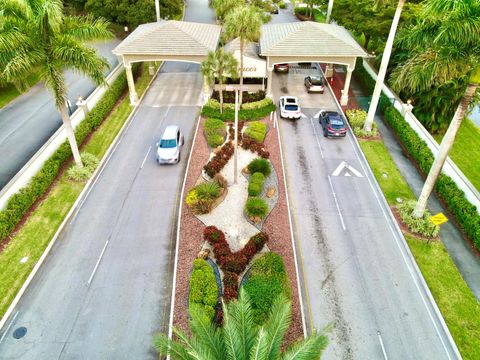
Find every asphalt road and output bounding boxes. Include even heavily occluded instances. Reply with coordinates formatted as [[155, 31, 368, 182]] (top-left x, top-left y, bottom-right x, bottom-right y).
[[274, 65, 457, 359], [0, 40, 121, 190]]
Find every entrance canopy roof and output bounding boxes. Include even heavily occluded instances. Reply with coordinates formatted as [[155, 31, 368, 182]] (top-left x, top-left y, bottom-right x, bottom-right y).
[[113, 20, 221, 64], [260, 21, 368, 69]]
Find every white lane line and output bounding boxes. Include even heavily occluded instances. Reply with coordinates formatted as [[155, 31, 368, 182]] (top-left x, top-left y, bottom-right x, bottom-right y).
[[309, 117, 324, 159], [87, 240, 109, 286], [140, 146, 152, 169], [346, 133, 453, 359], [327, 175, 346, 231], [0, 311, 18, 344], [377, 331, 389, 360]]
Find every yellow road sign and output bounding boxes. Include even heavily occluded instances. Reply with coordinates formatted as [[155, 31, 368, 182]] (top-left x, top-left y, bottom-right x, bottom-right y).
[[430, 212, 448, 225]]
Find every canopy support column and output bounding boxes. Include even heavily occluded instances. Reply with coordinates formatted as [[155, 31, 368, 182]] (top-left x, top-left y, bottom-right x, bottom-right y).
[[266, 67, 273, 98], [340, 68, 353, 106]]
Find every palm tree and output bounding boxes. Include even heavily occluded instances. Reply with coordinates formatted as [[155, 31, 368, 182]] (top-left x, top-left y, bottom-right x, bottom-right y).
[[154, 289, 328, 359], [363, 0, 406, 132], [390, 0, 480, 217], [326, 0, 335, 23], [224, 6, 263, 106], [201, 49, 239, 114], [211, 0, 245, 23], [0, 0, 112, 167]]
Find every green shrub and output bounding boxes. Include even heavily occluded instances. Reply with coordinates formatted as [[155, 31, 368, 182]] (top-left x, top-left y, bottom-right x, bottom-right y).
[[278, 1, 286, 9], [189, 259, 218, 322], [248, 172, 265, 196], [201, 98, 276, 121], [346, 109, 378, 137], [247, 158, 271, 177], [204, 118, 226, 147], [244, 121, 267, 143], [186, 181, 222, 215], [243, 252, 291, 324], [67, 165, 92, 182], [80, 153, 99, 171], [195, 181, 221, 200], [0, 65, 136, 240], [398, 200, 440, 237], [245, 197, 269, 219]]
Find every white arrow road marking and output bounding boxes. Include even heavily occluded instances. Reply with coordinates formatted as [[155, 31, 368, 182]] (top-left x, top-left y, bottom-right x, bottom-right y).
[[332, 161, 364, 177], [300, 112, 308, 119]]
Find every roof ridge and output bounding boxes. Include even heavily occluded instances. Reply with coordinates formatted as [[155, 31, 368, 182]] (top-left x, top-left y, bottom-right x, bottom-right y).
[[171, 21, 219, 50]]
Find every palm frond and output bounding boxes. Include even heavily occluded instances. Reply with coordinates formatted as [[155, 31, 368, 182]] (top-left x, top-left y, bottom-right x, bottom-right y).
[[280, 332, 328, 360], [1, 48, 43, 85], [224, 5, 262, 43], [153, 332, 193, 360], [263, 295, 291, 360], [250, 327, 269, 360], [34, 0, 63, 35], [42, 63, 66, 108], [189, 305, 227, 360], [0, 0, 32, 21], [62, 14, 113, 41], [222, 299, 245, 360], [230, 289, 256, 359]]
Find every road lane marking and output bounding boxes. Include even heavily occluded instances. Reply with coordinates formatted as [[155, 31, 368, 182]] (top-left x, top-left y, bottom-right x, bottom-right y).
[[87, 240, 109, 286], [377, 331, 388, 360], [309, 117, 324, 159], [327, 175, 346, 231], [0, 311, 18, 344], [140, 146, 152, 169]]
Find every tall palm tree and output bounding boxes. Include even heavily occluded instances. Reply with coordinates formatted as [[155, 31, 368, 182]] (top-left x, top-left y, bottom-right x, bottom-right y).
[[391, 0, 480, 217], [154, 289, 328, 359], [201, 48, 239, 114], [211, 0, 244, 23], [224, 6, 263, 106], [363, 0, 406, 132], [0, 0, 112, 167], [326, 0, 335, 23]]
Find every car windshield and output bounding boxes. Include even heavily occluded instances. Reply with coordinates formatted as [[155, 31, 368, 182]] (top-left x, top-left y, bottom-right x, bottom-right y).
[[160, 139, 176, 148], [310, 77, 323, 85], [285, 104, 298, 111], [331, 119, 344, 130]]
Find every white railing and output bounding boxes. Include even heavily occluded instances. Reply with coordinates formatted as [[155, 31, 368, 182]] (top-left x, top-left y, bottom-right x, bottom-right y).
[[362, 59, 480, 213], [0, 63, 125, 210]]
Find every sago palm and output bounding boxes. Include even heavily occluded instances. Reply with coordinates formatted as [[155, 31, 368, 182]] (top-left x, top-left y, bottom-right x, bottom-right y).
[[0, 0, 113, 166], [201, 48, 239, 114], [224, 6, 263, 106], [154, 289, 328, 360], [391, 0, 480, 217]]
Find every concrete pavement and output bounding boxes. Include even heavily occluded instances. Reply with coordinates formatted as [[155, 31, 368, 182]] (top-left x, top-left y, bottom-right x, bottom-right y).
[[0, 40, 121, 190]]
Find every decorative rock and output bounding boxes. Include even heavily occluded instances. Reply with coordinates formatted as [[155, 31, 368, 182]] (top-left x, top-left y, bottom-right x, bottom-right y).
[[250, 216, 261, 224], [266, 186, 276, 198], [214, 146, 222, 154], [197, 249, 210, 259], [242, 166, 250, 174]]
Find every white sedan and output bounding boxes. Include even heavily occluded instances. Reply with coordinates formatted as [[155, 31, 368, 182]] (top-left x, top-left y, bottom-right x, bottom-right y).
[[279, 96, 301, 119]]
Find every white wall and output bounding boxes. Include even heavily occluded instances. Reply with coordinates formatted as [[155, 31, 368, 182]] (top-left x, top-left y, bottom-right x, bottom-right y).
[[362, 59, 480, 213], [0, 64, 124, 210]]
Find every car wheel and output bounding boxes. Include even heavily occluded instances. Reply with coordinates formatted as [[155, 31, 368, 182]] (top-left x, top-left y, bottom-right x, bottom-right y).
[[323, 128, 327, 137]]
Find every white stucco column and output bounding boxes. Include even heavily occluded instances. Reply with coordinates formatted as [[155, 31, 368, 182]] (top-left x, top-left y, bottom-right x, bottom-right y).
[[266, 67, 273, 98], [76, 96, 89, 117], [340, 68, 353, 106], [148, 62, 155, 75], [125, 64, 138, 105], [203, 76, 211, 104], [325, 63, 334, 78]]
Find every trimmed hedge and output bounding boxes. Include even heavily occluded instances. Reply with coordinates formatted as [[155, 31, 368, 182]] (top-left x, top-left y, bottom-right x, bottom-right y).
[[243, 252, 291, 325], [244, 121, 267, 143], [248, 172, 265, 197], [247, 158, 271, 177], [383, 102, 480, 250], [204, 118, 226, 148], [245, 197, 269, 219], [0, 66, 136, 240], [189, 258, 218, 321], [201, 98, 276, 121]]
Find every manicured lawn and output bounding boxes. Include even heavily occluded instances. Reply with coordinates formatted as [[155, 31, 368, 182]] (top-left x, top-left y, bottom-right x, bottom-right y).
[[360, 137, 480, 359], [0, 71, 41, 109], [0, 63, 156, 318], [359, 139, 415, 205], [434, 119, 480, 193]]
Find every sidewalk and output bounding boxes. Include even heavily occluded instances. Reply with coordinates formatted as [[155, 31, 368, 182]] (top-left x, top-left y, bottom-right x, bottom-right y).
[[329, 65, 480, 301]]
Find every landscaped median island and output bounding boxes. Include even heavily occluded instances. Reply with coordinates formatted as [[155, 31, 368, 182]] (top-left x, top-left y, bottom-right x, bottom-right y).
[[346, 110, 480, 359], [0, 63, 157, 319], [170, 95, 306, 347]]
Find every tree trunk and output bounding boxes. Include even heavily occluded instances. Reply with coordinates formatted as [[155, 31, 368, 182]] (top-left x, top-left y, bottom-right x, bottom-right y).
[[364, 0, 405, 132], [239, 38, 244, 106], [59, 103, 83, 167], [219, 78, 224, 114], [326, 0, 334, 23], [364, 34, 371, 51], [413, 83, 478, 218]]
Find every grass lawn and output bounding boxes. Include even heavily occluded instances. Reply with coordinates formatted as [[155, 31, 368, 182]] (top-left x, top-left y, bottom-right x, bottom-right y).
[[434, 118, 480, 193], [0, 71, 41, 109], [0, 63, 156, 318], [360, 137, 480, 359]]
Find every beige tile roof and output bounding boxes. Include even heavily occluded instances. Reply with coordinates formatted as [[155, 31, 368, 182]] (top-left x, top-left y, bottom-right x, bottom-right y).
[[260, 21, 368, 57], [113, 21, 221, 56]]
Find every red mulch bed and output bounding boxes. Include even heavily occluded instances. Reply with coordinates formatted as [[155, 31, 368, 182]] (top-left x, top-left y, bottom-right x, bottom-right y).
[[172, 116, 304, 343]]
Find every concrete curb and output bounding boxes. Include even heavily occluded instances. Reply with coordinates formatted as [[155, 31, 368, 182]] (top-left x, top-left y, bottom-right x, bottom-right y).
[[324, 72, 462, 360], [0, 63, 164, 335]]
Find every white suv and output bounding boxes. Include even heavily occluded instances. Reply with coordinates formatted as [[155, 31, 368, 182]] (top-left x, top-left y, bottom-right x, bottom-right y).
[[279, 96, 301, 119], [157, 125, 184, 164]]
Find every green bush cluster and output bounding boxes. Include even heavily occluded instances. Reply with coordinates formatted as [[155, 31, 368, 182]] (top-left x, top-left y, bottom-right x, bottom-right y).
[[346, 109, 378, 137], [398, 200, 440, 238], [244, 121, 267, 143], [189, 259, 218, 321], [204, 118, 226, 148], [245, 197, 269, 219], [0, 66, 136, 240], [201, 98, 276, 121], [278, 1, 286, 9], [247, 158, 271, 177], [243, 252, 291, 325], [186, 181, 222, 215], [67, 153, 99, 182], [383, 102, 480, 250], [248, 172, 265, 196]]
